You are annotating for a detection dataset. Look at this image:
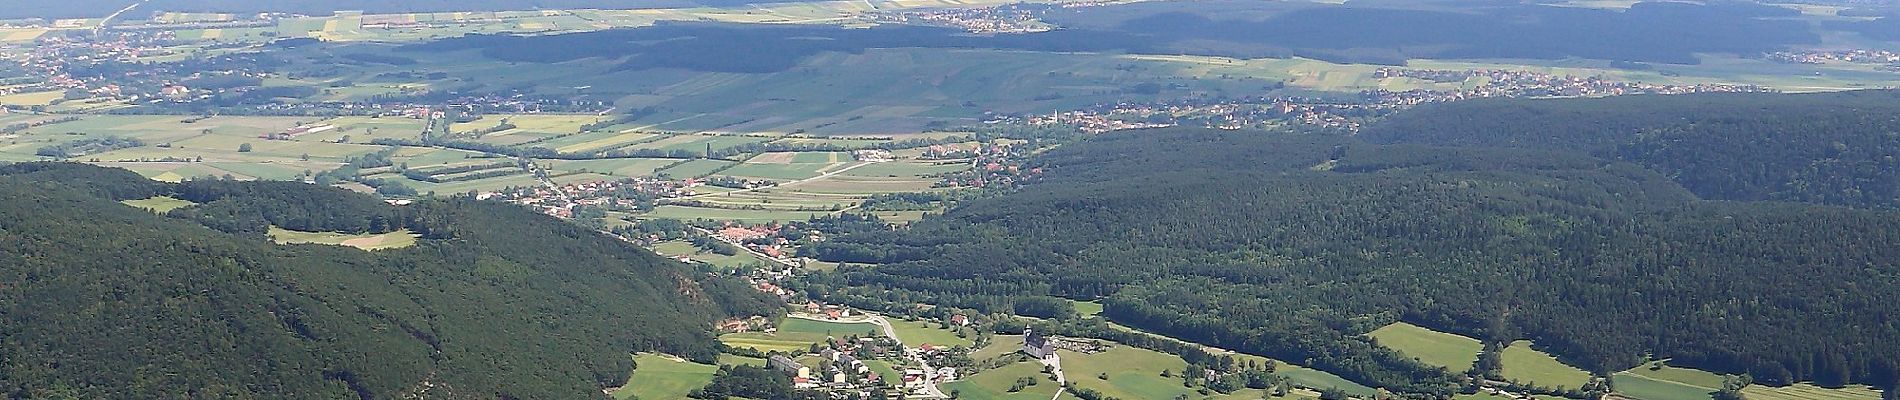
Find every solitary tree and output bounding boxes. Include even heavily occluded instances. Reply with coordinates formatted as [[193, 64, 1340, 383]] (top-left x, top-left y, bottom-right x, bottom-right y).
[[238, 143, 253, 152]]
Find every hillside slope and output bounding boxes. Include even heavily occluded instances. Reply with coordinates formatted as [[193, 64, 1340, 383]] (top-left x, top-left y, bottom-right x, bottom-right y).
[[1358, 90, 1900, 209], [808, 128, 1900, 395], [0, 163, 778, 400]]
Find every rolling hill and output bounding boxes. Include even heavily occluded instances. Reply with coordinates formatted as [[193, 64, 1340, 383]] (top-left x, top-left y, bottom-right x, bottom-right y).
[[0, 163, 779, 399]]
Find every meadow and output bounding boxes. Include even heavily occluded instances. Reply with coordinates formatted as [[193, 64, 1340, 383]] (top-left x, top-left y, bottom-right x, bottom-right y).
[[1497, 340, 1593, 389], [120, 196, 196, 213], [267, 226, 419, 250], [887, 318, 974, 348], [1366, 322, 1483, 372], [940, 360, 1067, 400], [611, 353, 718, 400]]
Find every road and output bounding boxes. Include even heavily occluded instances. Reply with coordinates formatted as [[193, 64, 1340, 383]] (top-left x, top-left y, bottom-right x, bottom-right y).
[[95, 0, 150, 36]]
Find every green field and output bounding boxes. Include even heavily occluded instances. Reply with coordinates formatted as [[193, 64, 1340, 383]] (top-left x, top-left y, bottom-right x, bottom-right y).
[[648, 240, 773, 269], [1071, 301, 1104, 317], [970, 335, 1024, 362], [1367, 322, 1482, 372], [267, 226, 420, 250], [611, 353, 718, 400], [718, 317, 880, 353], [719, 162, 836, 181], [120, 196, 196, 213], [717, 353, 766, 367], [1060, 345, 1211, 400], [1743, 383, 1883, 400], [889, 318, 974, 348], [655, 159, 736, 178], [1280, 363, 1379, 397], [1498, 340, 1593, 389], [941, 360, 1064, 400]]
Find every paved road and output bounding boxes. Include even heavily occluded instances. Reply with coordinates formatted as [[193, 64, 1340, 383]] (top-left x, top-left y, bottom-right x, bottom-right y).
[[789, 312, 949, 399]]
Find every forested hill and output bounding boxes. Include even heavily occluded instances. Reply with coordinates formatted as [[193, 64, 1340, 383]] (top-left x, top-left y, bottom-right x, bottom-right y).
[[806, 128, 1900, 396], [1357, 89, 1900, 209], [0, 163, 779, 400]]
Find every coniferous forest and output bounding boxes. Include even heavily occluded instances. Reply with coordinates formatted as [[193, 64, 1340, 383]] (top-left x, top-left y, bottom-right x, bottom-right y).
[[0, 163, 779, 399], [805, 91, 1900, 396]]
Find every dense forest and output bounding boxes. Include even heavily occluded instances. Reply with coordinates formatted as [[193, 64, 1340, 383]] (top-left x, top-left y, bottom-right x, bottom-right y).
[[803, 126, 1900, 396], [0, 163, 779, 399], [1358, 90, 1900, 209]]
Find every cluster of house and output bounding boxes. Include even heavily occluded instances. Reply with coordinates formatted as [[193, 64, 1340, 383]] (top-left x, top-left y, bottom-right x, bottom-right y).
[[1019, 110, 1177, 134], [998, 66, 1777, 135], [870, 5, 1053, 34], [767, 338, 907, 398], [1764, 49, 1900, 65], [851, 149, 894, 162], [929, 142, 1043, 189], [918, 143, 1013, 160], [480, 176, 694, 218], [1366, 68, 1772, 105]]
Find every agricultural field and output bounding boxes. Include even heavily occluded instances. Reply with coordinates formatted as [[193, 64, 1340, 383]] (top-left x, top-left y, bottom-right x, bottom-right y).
[[940, 360, 1067, 400], [120, 196, 196, 213], [1366, 322, 1483, 372], [1497, 340, 1593, 389], [718, 317, 880, 353], [611, 353, 718, 400], [1743, 383, 1884, 400], [644, 205, 829, 223], [0, 91, 63, 106], [267, 226, 419, 250], [887, 318, 974, 348], [655, 159, 737, 178]]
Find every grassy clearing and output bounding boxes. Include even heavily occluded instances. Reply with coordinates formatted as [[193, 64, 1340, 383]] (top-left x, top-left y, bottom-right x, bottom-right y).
[[120, 196, 196, 213], [611, 353, 718, 400], [1367, 322, 1482, 372], [971, 335, 1024, 362], [888, 318, 974, 348], [267, 226, 419, 250], [1498, 340, 1592, 389], [655, 159, 735, 178], [1072, 301, 1103, 317], [941, 360, 1063, 400], [1280, 363, 1379, 397]]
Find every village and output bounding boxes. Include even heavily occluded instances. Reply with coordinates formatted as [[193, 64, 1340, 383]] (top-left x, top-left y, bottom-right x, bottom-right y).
[[999, 66, 1776, 133]]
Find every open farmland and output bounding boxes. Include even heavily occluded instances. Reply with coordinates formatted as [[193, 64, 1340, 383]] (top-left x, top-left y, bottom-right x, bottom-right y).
[[1367, 322, 1483, 372], [1498, 340, 1593, 389], [611, 353, 718, 400]]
